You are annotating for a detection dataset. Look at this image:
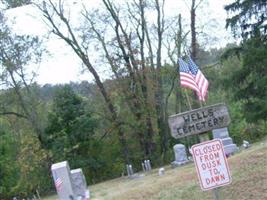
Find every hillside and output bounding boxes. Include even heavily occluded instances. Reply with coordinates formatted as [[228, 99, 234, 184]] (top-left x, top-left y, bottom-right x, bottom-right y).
[[44, 139, 267, 200]]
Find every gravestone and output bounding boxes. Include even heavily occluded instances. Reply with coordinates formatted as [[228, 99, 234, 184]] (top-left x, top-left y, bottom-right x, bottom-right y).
[[143, 160, 152, 172], [51, 161, 75, 200], [70, 168, 90, 200], [243, 140, 250, 149], [141, 162, 146, 172], [158, 167, 165, 176], [212, 127, 238, 155], [147, 160, 151, 170], [126, 164, 134, 177], [221, 137, 233, 146], [171, 144, 189, 167], [212, 127, 229, 139]]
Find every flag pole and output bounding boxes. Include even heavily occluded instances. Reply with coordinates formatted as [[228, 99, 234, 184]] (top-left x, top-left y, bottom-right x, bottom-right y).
[[187, 51, 209, 142], [184, 89, 192, 110]]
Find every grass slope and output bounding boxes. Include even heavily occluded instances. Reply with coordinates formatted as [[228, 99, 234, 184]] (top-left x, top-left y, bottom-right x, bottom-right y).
[[44, 140, 267, 200]]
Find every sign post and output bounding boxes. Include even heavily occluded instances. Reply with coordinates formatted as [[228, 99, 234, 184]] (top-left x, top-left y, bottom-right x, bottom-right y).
[[213, 188, 220, 200], [191, 139, 232, 199]]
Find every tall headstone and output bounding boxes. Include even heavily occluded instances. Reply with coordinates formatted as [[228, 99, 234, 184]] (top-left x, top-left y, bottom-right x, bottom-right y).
[[126, 164, 134, 177], [141, 162, 146, 172], [147, 160, 152, 171], [158, 167, 165, 176], [143, 160, 152, 171], [171, 144, 189, 167], [70, 168, 90, 200], [212, 127, 238, 155], [51, 161, 75, 200]]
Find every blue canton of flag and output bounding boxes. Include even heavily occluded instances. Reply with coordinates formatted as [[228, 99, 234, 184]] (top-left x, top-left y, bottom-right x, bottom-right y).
[[178, 57, 209, 101]]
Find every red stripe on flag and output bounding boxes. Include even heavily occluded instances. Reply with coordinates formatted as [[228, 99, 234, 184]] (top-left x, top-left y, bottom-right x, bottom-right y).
[[55, 177, 63, 191]]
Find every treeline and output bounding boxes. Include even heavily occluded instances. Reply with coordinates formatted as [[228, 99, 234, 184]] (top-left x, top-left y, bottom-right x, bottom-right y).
[[1, 49, 267, 198], [0, 0, 267, 199]]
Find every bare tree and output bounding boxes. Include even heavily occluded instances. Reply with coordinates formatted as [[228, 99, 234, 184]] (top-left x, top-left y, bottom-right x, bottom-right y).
[[189, 0, 204, 60], [164, 14, 190, 113], [99, 0, 171, 159], [39, 0, 131, 163], [0, 12, 45, 143], [39, 0, 188, 162]]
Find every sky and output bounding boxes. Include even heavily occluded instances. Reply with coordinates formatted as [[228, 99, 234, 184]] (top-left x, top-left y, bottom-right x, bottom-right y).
[[3, 0, 234, 85]]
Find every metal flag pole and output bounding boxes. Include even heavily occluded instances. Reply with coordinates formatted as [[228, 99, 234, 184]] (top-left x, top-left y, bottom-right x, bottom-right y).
[[213, 187, 220, 200], [186, 52, 223, 200]]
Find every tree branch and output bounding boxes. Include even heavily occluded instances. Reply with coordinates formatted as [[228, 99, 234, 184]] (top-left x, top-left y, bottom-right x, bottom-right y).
[[0, 111, 28, 119]]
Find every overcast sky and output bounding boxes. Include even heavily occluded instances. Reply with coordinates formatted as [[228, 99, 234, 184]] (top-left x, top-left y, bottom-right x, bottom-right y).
[[3, 0, 234, 85]]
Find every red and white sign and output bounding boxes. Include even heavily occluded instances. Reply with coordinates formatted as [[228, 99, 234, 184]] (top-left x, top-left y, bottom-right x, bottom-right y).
[[192, 139, 232, 191]]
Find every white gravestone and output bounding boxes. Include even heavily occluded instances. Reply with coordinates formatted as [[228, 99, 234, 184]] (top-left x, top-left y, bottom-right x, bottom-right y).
[[171, 144, 189, 167], [70, 168, 90, 200], [243, 140, 250, 149], [141, 162, 146, 172], [51, 161, 75, 200], [143, 160, 152, 172], [212, 127, 229, 139], [212, 127, 238, 155], [158, 167, 165, 176], [221, 137, 233, 146], [126, 164, 134, 177]]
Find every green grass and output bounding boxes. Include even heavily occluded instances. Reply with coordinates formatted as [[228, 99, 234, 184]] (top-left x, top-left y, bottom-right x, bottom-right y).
[[43, 139, 267, 200]]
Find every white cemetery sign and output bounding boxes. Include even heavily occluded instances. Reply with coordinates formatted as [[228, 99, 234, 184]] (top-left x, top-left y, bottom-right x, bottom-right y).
[[168, 103, 230, 139], [191, 139, 232, 191]]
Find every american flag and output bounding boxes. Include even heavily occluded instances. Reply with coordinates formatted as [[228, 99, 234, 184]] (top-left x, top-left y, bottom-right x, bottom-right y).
[[178, 57, 208, 101], [53, 173, 63, 191]]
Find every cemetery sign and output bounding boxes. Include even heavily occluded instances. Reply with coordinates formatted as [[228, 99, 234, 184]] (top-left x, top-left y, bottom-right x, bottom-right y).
[[168, 103, 230, 139], [191, 139, 232, 191]]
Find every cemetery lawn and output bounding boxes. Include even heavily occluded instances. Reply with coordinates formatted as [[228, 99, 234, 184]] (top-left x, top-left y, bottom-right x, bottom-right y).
[[43, 139, 267, 200]]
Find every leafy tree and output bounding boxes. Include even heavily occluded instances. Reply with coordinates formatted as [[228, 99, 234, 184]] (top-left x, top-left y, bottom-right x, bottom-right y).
[[225, 0, 267, 39], [0, 9, 45, 145], [40, 0, 131, 163], [224, 0, 267, 123], [44, 85, 101, 181], [13, 133, 49, 198], [0, 129, 19, 199], [1, 0, 31, 9], [39, 0, 178, 163]]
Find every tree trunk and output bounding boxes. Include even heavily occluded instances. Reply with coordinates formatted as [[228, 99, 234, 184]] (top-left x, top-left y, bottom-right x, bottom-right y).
[[41, 2, 130, 163], [191, 0, 197, 60], [175, 14, 183, 114], [155, 0, 169, 161]]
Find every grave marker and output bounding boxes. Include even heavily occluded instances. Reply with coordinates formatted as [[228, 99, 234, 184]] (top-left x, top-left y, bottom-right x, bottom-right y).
[[51, 161, 75, 200], [243, 140, 250, 149], [141, 162, 146, 172], [70, 168, 90, 200], [212, 127, 238, 155], [126, 164, 134, 177], [144, 160, 152, 171], [171, 144, 189, 167], [158, 167, 165, 176]]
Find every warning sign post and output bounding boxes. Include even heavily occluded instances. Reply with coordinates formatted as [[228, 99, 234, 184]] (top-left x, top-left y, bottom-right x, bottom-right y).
[[192, 139, 232, 191]]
